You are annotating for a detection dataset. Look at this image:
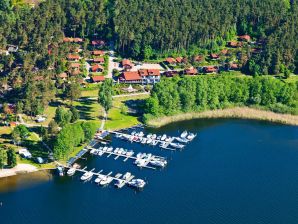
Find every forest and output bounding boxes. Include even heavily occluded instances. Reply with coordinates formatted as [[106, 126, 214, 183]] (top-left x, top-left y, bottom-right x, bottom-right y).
[[0, 0, 297, 76], [143, 75, 297, 121]]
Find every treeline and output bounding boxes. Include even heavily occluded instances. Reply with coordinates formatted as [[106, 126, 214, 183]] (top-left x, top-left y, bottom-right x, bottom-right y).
[[53, 121, 98, 159], [144, 75, 297, 120], [1, 0, 298, 76]]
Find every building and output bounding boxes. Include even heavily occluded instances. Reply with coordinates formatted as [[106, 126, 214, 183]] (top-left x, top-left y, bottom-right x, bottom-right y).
[[119, 69, 160, 84], [119, 71, 141, 84], [93, 57, 105, 64], [58, 72, 68, 80], [185, 67, 198, 75], [229, 63, 239, 70], [210, 53, 219, 60], [67, 54, 80, 61], [238, 35, 251, 42], [165, 57, 176, 65], [70, 63, 80, 69], [91, 40, 105, 47], [91, 64, 104, 72], [203, 66, 218, 73], [122, 59, 133, 70], [227, 41, 243, 48], [194, 55, 204, 63], [92, 50, 104, 56], [91, 76, 105, 83], [19, 148, 32, 159]]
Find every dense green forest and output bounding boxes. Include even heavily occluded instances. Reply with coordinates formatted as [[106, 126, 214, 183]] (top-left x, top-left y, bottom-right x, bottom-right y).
[[0, 0, 297, 75], [143, 75, 298, 121]]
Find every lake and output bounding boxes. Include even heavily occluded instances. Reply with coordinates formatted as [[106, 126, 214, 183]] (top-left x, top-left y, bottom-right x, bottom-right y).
[[0, 119, 298, 224]]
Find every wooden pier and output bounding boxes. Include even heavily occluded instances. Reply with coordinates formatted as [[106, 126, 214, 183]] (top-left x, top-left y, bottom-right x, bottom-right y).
[[87, 146, 168, 170]]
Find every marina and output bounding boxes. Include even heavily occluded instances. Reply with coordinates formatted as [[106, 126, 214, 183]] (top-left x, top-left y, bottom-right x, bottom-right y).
[[88, 146, 168, 170], [109, 129, 196, 151], [64, 166, 144, 189]]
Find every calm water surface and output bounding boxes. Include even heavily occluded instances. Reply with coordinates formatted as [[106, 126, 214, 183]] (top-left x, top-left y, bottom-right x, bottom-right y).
[[0, 119, 298, 224]]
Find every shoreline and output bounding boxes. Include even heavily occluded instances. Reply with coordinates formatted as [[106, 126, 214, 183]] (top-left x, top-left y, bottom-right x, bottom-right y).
[[0, 164, 39, 179], [146, 107, 298, 128]]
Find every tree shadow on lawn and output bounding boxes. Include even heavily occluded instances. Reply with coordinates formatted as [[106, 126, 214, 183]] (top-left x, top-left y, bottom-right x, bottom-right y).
[[22, 140, 49, 158], [75, 98, 98, 120]]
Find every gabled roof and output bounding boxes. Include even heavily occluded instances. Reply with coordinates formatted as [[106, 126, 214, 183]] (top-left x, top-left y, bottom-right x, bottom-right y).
[[92, 40, 105, 46], [147, 69, 160, 76], [94, 57, 105, 63], [165, 57, 176, 64], [93, 50, 104, 56], [238, 35, 251, 42], [67, 54, 80, 60], [185, 67, 197, 75], [122, 59, 133, 67], [91, 64, 104, 72], [210, 53, 219, 59], [91, 76, 105, 82], [70, 63, 80, 68], [121, 71, 141, 81], [194, 55, 203, 62], [59, 72, 68, 79]]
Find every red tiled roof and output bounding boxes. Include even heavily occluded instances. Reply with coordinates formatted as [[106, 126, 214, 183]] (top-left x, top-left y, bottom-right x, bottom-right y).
[[147, 69, 160, 76], [92, 40, 105, 46], [122, 71, 141, 81], [230, 63, 239, 69], [91, 76, 105, 82], [93, 50, 104, 56], [194, 55, 203, 62], [210, 53, 219, 59], [165, 57, 176, 64], [122, 59, 133, 67], [94, 57, 104, 63], [221, 49, 228, 55], [91, 64, 104, 72], [176, 57, 183, 63], [67, 54, 80, 60], [70, 63, 80, 68], [138, 69, 149, 76], [238, 35, 251, 42], [71, 69, 81, 76], [63, 37, 83, 43], [185, 67, 197, 75], [204, 66, 218, 73]]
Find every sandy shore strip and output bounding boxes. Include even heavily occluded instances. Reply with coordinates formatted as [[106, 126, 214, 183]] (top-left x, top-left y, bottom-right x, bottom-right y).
[[146, 107, 298, 128], [0, 164, 38, 178]]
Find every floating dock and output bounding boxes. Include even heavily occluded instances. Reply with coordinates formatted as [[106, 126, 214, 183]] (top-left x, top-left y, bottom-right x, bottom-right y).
[[87, 146, 168, 170], [67, 167, 139, 189]]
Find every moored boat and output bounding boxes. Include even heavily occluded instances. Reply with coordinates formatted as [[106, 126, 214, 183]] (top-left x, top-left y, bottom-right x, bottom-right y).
[[67, 167, 76, 176], [181, 131, 188, 138], [80, 171, 93, 181], [128, 179, 146, 188]]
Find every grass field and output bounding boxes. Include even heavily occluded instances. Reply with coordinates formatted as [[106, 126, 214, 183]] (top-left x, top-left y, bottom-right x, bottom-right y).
[[105, 95, 149, 130]]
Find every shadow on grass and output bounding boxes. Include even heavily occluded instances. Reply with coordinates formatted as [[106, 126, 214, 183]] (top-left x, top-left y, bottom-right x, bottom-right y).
[[75, 98, 98, 120]]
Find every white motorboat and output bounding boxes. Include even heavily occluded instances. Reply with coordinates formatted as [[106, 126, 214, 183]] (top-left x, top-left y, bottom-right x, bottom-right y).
[[80, 171, 93, 181], [175, 137, 188, 143], [152, 140, 158, 146], [94, 174, 106, 184], [107, 147, 113, 152], [131, 131, 136, 136], [57, 166, 64, 176], [118, 148, 124, 154], [136, 158, 147, 167], [123, 172, 132, 180], [151, 134, 157, 139], [114, 148, 119, 154], [146, 134, 152, 138], [187, 133, 196, 140], [128, 179, 146, 188], [146, 138, 153, 144], [150, 160, 167, 168], [102, 147, 108, 152], [161, 134, 167, 141], [100, 176, 113, 186], [115, 179, 126, 188], [156, 135, 161, 140], [90, 148, 97, 155], [141, 138, 147, 144], [97, 150, 103, 156], [181, 131, 188, 138], [165, 137, 172, 142], [122, 149, 127, 155], [170, 142, 184, 149], [139, 132, 144, 137], [67, 167, 76, 176], [126, 150, 134, 156]]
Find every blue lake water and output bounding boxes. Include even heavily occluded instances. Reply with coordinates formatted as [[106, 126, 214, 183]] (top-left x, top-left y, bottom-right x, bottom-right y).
[[0, 119, 298, 224]]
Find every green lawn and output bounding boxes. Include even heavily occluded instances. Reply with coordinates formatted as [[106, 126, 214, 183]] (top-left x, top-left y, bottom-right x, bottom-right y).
[[81, 89, 99, 97], [73, 99, 103, 121], [105, 95, 149, 130]]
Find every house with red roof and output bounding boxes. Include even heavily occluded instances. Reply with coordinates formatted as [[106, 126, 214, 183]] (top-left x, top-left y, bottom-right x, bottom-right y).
[[94, 57, 105, 64], [185, 67, 198, 75], [67, 54, 80, 61], [59, 72, 68, 80], [93, 50, 104, 56], [210, 53, 219, 60], [238, 35, 251, 42], [229, 63, 239, 70], [91, 64, 104, 73], [119, 69, 160, 84], [70, 63, 80, 68], [165, 57, 176, 65], [91, 40, 105, 47], [122, 59, 133, 71], [194, 55, 204, 62], [203, 66, 218, 73], [91, 75, 105, 83]]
